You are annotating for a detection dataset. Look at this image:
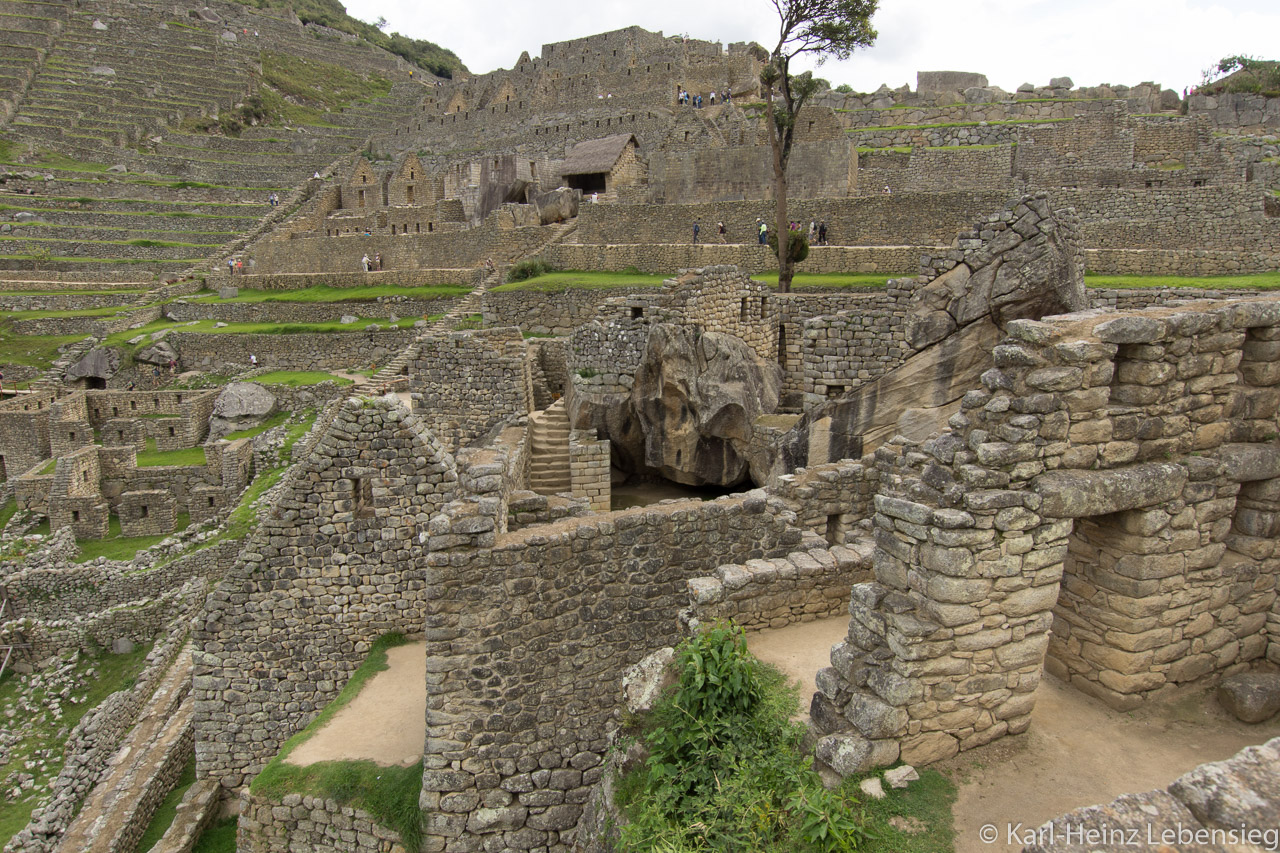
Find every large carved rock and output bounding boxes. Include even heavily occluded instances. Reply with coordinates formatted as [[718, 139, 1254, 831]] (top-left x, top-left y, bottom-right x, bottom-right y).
[[209, 382, 276, 438], [134, 340, 179, 367], [631, 324, 781, 487], [534, 187, 580, 225], [66, 347, 119, 382]]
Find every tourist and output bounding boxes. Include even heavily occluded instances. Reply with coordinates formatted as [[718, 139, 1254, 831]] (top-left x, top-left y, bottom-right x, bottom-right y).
[[709, 91, 716, 105], [361, 254, 371, 273], [250, 354, 258, 367], [883, 185, 892, 194], [168, 359, 177, 376], [717, 221, 726, 242], [0, 371, 4, 396], [692, 219, 700, 245], [818, 221, 827, 245], [235, 259, 243, 275], [808, 221, 817, 243], [758, 220, 768, 245], [227, 257, 235, 276], [375, 252, 382, 271]]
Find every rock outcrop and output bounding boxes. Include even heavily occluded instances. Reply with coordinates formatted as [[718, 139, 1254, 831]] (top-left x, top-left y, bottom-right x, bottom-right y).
[[66, 347, 119, 383], [208, 382, 276, 438], [632, 324, 781, 487]]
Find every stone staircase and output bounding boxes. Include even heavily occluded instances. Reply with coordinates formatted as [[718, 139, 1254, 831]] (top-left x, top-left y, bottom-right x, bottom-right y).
[[54, 645, 195, 853], [527, 398, 571, 495]]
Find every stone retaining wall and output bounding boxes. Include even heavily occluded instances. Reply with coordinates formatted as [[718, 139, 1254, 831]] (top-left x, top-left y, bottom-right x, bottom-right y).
[[236, 790, 402, 853], [169, 329, 414, 373]]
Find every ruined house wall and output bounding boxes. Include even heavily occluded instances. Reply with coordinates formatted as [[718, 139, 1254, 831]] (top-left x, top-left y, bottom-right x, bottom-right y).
[[811, 297, 1280, 776], [409, 327, 533, 452], [193, 397, 459, 790], [419, 493, 806, 851]]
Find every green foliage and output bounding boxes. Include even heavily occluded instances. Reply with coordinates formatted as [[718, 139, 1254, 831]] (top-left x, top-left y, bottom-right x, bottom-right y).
[[492, 270, 669, 292], [835, 83, 854, 93], [191, 817, 237, 853], [229, 0, 463, 77], [506, 258, 557, 283], [73, 512, 192, 563], [0, 499, 17, 531], [136, 441, 207, 467], [1199, 55, 1280, 97], [134, 755, 197, 852], [617, 622, 867, 852], [768, 230, 811, 265]]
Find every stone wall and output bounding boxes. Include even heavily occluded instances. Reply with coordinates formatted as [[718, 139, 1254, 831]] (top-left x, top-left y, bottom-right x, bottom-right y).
[[236, 790, 402, 853], [168, 330, 415, 373], [419, 492, 807, 851], [193, 396, 459, 790], [1187, 92, 1280, 131], [811, 296, 1280, 778], [540, 243, 923, 276], [568, 429, 609, 510], [408, 327, 533, 452], [163, 297, 461, 325], [684, 538, 872, 632]]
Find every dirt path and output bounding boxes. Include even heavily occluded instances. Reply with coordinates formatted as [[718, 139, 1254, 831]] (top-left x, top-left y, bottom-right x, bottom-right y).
[[746, 616, 847, 715], [743, 617, 1280, 853], [947, 672, 1280, 852], [287, 642, 426, 768]]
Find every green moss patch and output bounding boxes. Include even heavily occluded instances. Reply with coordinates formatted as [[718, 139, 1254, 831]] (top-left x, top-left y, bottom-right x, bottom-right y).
[[253, 370, 353, 387], [135, 440, 206, 467]]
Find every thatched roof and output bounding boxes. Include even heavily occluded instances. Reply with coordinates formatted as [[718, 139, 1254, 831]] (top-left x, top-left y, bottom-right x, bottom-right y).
[[561, 134, 635, 176]]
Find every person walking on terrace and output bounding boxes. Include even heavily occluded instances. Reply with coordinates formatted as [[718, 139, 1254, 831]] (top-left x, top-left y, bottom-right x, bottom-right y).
[[692, 220, 700, 245]]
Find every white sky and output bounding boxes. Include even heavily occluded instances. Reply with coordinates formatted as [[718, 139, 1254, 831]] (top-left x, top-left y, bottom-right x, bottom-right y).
[[341, 0, 1278, 94]]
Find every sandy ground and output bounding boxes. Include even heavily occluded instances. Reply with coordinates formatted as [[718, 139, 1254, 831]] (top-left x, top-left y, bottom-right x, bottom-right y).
[[286, 642, 426, 768], [745, 617, 1280, 853]]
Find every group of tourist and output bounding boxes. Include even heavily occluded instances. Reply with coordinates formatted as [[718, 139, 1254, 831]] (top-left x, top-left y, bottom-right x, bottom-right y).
[[676, 87, 730, 108], [361, 253, 383, 272]]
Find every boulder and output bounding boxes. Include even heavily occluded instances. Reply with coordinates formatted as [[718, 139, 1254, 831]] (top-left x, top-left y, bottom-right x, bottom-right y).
[[134, 340, 179, 368], [106, 165, 127, 174], [66, 347, 119, 382], [91, 19, 107, 29], [1217, 673, 1280, 723], [884, 765, 919, 789], [1049, 76, 1074, 89], [631, 324, 782, 487], [209, 382, 276, 438], [963, 86, 997, 103], [89, 66, 115, 76], [340, 315, 359, 324], [14, 212, 38, 223], [218, 286, 238, 299], [621, 647, 676, 715], [220, 30, 237, 42], [534, 187, 580, 225]]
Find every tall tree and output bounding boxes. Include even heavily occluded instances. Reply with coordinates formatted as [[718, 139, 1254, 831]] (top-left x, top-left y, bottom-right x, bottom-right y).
[[762, 0, 877, 292]]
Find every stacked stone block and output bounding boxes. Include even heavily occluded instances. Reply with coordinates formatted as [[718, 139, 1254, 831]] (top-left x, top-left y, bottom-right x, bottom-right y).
[[812, 296, 1280, 775], [193, 395, 459, 790], [118, 490, 177, 537], [568, 429, 610, 510]]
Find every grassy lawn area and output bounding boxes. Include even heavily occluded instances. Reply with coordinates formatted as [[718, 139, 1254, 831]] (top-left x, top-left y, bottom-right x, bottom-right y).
[[252, 371, 354, 387], [250, 633, 421, 848], [73, 511, 192, 563], [757, 272, 902, 289], [0, 329, 86, 370], [104, 317, 419, 350], [0, 643, 153, 846], [136, 440, 206, 468], [0, 499, 17, 530], [189, 283, 471, 303], [491, 270, 670, 292], [133, 755, 195, 853], [1083, 271, 1280, 290], [190, 817, 237, 853]]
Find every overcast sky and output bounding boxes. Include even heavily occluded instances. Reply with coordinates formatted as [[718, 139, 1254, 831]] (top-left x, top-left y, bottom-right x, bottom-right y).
[[340, 0, 1277, 94]]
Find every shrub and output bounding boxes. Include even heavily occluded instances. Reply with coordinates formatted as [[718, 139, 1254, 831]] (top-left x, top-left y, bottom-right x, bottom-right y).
[[506, 258, 555, 283], [768, 230, 811, 265], [617, 622, 867, 852]]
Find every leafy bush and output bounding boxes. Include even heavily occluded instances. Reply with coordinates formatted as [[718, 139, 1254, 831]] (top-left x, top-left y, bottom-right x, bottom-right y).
[[617, 622, 867, 852], [506, 258, 556, 283], [768, 230, 811, 265]]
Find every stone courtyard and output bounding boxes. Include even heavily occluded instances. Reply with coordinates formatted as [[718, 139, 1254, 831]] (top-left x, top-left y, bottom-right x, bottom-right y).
[[0, 4, 1279, 852]]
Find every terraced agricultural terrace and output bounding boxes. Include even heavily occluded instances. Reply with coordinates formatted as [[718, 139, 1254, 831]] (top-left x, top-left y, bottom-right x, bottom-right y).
[[1, 4, 1280, 852]]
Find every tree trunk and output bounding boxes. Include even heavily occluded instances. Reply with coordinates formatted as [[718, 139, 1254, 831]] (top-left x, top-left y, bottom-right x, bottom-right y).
[[767, 97, 792, 293]]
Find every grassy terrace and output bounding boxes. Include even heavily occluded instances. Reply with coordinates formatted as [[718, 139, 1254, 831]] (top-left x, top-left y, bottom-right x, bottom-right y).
[[0, 643, 153, 845], [73, 511, 193, 562], [188, 283, 471, 303], [103, 317, 420, 349], [252, 371, 354, 387], [136, 439, 206, 467]]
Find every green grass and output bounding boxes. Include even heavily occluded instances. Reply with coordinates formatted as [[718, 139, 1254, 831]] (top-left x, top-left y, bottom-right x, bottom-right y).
[[136, 440, 207, 468], [38, 459, 56, 475], [0, 330, 85, 370], [103, 317, 419, 350], [857, 769, 957, 853], [491, 270, 670, 292], [133, 755, 196, 853], [0, 643, 153, 845], [754, 272, 902, 289], [195, 283, 470, 303], [1084, 272, 1280, 290], [0, 499, 17, 530], [191, 817, 237, 853], [73, 512, 192, 563], [251, 633, 421, 848], [253, 371, 353, 387]]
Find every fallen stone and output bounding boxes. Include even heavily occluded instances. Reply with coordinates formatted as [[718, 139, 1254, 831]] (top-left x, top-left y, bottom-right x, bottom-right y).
[[209, 382, 276, 438], [621, 647, 675, 715], [815, 734, 899, 776], [91, 19, 107, 29], [106, 165, 127, 174], [1217, 673, 1280, 723], [884, 765, 919, 789], [340, 315, 359, 324], [218, 286, 238, 299], [859, 777, 886, 800], [220, 30, 236, 42], [89, 66, 115, 76]]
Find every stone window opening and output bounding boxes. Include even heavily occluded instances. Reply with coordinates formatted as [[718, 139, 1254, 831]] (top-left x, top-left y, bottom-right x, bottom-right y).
[[358, 189, 366, 208], [361, 174, 367, 184], [0, 455, 5, 480], [777, 325, 787, 365], [131, 400, 137, 410], [406, 185, 414, 204], [112, 406, 119, 417], [740, 297, 749, 321], [117, 430, 124, 441], [81, 471, 88, 483], [153, 397, 159, 407], [825, 384, 846, 399], [392, 225, 396, 235], [350, 477, 375, 518], [69, 431, 76, 441], [825, 513, 845, 546], [631, 306, 643, 320], [140, 504, 149, 519], [207, 496, 215, 507], [72, 510, 80, 523], [675, 449, 683, 465], [168, 426, 176, 437]]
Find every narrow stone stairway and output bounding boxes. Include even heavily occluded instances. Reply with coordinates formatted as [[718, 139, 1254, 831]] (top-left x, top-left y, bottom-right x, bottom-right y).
[[528, 399, 571, 496], [54, 646, 194, 853]]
